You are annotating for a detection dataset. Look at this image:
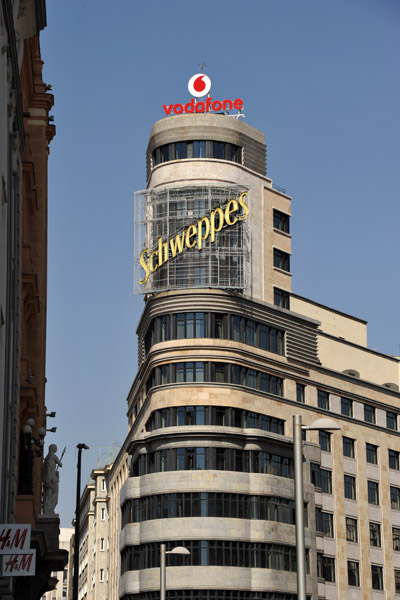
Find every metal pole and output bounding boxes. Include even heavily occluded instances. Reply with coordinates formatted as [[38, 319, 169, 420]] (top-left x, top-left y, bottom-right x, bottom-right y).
[[293, 414, 306, 600], [73, 444, 89, 600], [160, 543, 166, 600], [72, 447, 82, 600]]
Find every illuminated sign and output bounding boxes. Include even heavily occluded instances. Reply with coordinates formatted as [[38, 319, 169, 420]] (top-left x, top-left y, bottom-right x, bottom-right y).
[[163, 74, 243, 116], [139, 192, 249, 285]]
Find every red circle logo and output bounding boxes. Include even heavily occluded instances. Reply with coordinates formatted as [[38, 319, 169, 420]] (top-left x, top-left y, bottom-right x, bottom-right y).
[[188, 74, 211, 98]]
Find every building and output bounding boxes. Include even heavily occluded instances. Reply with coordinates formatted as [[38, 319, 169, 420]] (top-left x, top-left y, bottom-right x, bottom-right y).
[[0, 1, 67, 597], [115, 101, 400, 600], [74, 466, 114, 600], [72, 447, 129, 600], [41, 528, 74, 600]]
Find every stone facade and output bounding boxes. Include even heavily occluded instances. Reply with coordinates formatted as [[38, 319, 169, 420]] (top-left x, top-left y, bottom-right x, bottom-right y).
[[116, 113, 400, 600], [0, 1, 67, 598]]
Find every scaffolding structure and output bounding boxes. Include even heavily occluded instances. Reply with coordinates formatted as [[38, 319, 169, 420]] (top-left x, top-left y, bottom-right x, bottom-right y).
[[133, 184, 251, 295]]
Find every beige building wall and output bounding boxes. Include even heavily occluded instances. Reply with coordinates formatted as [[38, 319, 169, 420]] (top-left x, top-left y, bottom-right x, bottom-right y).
[[77, 483, 95, 600], [108, 453, 130, 600], [118, 113, 400, 600], [291, 294, 368, 347], [74, 459, 130, 600], [91, 468, 111, 600]]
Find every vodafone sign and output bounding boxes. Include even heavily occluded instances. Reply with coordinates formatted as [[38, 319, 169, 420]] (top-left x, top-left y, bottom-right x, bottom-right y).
[[163, 74, 243, 116], [188, 74, 211, 97]]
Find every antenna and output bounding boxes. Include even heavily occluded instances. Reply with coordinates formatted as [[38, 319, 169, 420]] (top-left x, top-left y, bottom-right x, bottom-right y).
[[200, 62, 206, 73]]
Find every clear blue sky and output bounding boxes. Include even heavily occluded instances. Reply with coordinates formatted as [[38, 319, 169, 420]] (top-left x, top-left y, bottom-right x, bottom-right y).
[[40, 0, 400, 526]]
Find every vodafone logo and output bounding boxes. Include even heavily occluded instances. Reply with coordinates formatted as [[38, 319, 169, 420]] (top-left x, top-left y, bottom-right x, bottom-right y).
[[162, 75, 243, 117], [188, 73, 211, 97]]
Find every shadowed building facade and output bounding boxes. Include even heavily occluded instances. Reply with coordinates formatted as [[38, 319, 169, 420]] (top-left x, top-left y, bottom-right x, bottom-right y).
[[0, 1, 67, 597]]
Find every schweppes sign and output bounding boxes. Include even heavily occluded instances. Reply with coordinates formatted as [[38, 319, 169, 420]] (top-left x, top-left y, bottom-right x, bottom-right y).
[[139, 191, 249, 285]]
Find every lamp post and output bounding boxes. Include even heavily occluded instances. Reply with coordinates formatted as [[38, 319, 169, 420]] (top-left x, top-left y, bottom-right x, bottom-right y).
[[160, 544, 190, 600], [293, 415, 340, 600], [72, 443, 89, 600]]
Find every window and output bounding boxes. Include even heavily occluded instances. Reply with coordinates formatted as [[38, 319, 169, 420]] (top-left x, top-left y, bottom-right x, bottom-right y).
[[310, 463, 320, 488], [346, 517, 358, 543], [132, 447, 294, 479], [296, 383, 305, 403], [393, 527, 400, 551], [274, 287, 290, 309], [145, 312, 285, 356], [320, 469, 332, 494], [318, 390, 329, 410], [368, 481, 379, 505], [121, 540, 307, 573], [387, 411, 398, 431], [370, 523, 381, 547], [395, 569, 400, 594], [366, 443, 378, 464], [99, 569, 104, 582], [273, 209, 290, 233], [122, 492, 301, 526], [317, 553, 335, 582], [100, 538, 105, 551], [391, 486, 400, 510], [153, 141, 242, 166], [341, 397, 353, 417], [101, 508, 106, 520], [176, 312, 205, 339], [364, 404, 375, 424], [390, 450, 400, 470], [148, 361, 285, 395], [101, 478, 106, 491], [343, 437, 355, 458], [319, 431, 331, 452], [371, 565, 383, 591], [316, 508, 334, 537], [348, 561, 360, 587], [273, 248, 290, 272], [344, 475, 356, 500]]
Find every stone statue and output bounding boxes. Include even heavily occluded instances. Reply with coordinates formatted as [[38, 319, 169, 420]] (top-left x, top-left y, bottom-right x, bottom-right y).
[[42, 444, 62, 514]]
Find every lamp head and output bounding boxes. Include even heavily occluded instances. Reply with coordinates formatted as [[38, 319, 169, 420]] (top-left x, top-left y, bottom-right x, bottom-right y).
[[166, 546, 190, 555], [303, 417, 341, 431]]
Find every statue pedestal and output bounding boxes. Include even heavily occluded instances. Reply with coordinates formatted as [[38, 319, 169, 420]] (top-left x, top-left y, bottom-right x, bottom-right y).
[[37, 514, 61, 552]]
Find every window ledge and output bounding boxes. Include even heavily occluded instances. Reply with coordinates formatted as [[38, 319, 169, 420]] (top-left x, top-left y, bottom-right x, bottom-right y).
[[273, 228, 292, 239], [273, 267, 292, 277]]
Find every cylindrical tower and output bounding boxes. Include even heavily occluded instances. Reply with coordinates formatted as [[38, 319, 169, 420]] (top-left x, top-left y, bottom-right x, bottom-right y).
[[121, 112, 322, 600]]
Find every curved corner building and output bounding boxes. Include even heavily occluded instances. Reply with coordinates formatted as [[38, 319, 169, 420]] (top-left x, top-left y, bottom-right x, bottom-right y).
[[119, 111, 400, 600]]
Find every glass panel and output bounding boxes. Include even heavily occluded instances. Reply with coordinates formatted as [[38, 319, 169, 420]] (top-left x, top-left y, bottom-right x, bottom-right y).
[[341, 397, 352, 417], [186, 362, 194, 383], [176, 363, 184, 383], [195, 313, 204, 337], [232, 316, 241, 341], [176, 314, 185, 339], [195, 362, 204, 382]]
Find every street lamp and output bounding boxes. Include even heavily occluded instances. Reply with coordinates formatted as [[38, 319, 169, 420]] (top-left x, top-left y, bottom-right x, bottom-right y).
[[160, 544, 190, 600], [72, 443, 89, 600], [293, 415, 340, 600]]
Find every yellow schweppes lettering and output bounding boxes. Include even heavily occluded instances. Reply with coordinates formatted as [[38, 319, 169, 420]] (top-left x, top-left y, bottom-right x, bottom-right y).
[[139, 192, 249, 285]]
